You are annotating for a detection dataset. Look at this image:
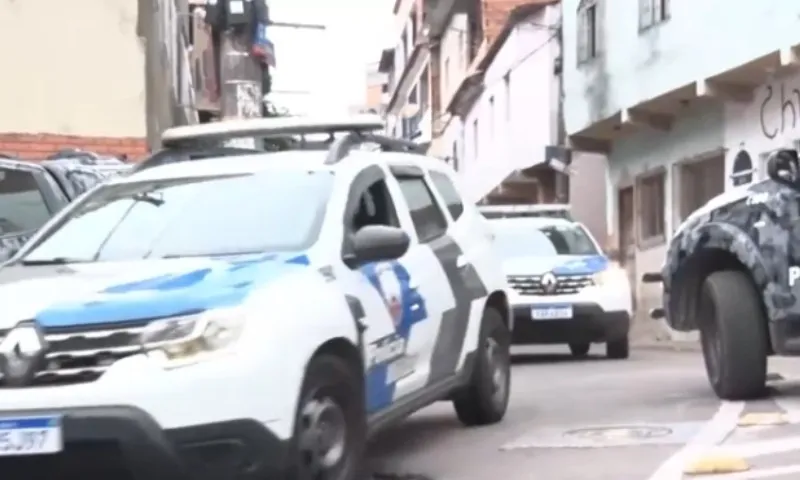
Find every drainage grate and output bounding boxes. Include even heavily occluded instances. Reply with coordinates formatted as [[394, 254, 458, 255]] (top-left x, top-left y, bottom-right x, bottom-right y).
[[501, 421, 704, 450]]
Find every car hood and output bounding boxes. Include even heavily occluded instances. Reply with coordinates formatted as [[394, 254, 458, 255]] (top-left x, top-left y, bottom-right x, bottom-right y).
[[0, 253, 311, 330], [502, 254, 608, 276]]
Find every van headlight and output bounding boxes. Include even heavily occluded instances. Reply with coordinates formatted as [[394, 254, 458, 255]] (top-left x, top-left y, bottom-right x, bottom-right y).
[[140, 306, 247, 367], [591, 265, 629, 288]]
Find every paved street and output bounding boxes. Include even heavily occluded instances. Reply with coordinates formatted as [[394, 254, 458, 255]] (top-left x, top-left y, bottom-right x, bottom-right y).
[[366, 347, 800, 480]]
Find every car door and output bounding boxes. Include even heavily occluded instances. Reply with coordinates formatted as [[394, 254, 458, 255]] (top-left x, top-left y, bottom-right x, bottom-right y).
[[339, 166, 435, 414], [388, 166, 490, 389], [394, 168, 493, 384]]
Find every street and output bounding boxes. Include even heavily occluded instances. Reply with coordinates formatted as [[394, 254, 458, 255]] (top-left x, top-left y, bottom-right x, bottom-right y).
[[366, 346, 800, 480]]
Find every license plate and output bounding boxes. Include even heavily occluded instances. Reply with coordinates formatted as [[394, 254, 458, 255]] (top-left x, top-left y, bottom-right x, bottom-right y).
[[532, 305, 573, 320], [0, 416, 62, 456]]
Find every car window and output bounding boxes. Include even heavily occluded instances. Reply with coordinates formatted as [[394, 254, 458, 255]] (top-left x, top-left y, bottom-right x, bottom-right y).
[[0, 169, 51, 236], [429, 170, 464, 220], [22, 171, 333, 262], [395, 176, 448, 243], [351, 179, 400, 232], [492, 222, 599, 258]]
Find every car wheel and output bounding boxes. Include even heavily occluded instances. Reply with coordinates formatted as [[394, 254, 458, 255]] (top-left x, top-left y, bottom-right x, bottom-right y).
[[606, 338, 629, 359], [290, 354, 366, 480], [569, 342, 591, 357], [700, 270, 768, 400], [453, 307, 511, 426]]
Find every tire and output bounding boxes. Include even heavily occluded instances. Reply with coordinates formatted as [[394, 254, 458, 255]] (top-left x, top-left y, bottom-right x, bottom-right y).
[[453, 307, 511, 426], [569, 342, 591, 357], [700, 270, 768, 400], [288, 354, 366, 480], [606, 338, 629, 359]]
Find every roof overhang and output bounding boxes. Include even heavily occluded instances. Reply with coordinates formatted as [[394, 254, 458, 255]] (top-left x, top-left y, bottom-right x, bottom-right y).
[[568, 43, 800, 154]]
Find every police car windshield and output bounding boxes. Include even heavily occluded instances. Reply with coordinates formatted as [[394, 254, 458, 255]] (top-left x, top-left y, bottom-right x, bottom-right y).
[[492, 222, 599, 258], [21, 171, 332, 263]]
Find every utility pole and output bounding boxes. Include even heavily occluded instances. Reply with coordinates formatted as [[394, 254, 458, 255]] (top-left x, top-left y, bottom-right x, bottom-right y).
[[218, 15, 325, 122]]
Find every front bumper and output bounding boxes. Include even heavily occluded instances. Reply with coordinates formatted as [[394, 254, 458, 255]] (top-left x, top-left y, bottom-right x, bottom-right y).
[[511, 302, 630, 345], [0, 406, 290, 480]]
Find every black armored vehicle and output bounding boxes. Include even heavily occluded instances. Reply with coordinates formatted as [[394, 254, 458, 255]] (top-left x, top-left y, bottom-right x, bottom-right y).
[[644, 149, 800, 400]]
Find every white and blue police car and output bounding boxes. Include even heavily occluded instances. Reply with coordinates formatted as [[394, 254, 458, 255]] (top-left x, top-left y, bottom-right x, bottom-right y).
[[0, 116, 511, 480], [488, 215, 632, 359]]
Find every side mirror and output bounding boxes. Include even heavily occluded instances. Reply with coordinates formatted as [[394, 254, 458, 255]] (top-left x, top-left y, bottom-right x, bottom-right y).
[[351, 225, 410, 264], [767, 149, 800, 187]]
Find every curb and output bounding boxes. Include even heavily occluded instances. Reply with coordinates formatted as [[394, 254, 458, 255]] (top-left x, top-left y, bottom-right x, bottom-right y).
[[632, 341, 702, 353]]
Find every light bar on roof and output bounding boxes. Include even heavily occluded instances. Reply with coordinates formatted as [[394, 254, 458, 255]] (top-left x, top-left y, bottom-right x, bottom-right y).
[[161, 114, 385, 147], [478, 204, 573, 220]]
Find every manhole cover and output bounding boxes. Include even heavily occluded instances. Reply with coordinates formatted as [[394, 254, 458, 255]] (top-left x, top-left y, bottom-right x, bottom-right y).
[[500, 421, 702, 450], [565, 426, 673, 440]]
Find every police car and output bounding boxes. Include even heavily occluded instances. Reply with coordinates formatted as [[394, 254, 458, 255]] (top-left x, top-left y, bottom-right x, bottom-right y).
[[489, 216, 632, 358], [0, 116, 511, 480]]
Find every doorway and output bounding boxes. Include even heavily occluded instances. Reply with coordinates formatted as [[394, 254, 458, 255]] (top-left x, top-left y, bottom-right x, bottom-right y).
[[617, 186, 636, 310], [677, 153, 725, 221]]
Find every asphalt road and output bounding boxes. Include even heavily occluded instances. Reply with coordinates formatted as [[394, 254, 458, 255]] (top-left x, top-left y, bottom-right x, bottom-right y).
[[366, 346, 800, 480]]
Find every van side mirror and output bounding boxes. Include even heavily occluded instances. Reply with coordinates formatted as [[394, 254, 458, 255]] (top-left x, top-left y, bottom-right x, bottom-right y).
[[767, 149, 800, 187]]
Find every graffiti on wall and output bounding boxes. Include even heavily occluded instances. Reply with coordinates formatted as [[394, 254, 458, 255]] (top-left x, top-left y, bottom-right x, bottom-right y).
[[760, 82, 800, 139]]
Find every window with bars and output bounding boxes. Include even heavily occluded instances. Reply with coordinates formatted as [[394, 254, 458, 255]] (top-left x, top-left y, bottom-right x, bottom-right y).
[[639, 0, 670, 31], [636, 169, 666, 246]]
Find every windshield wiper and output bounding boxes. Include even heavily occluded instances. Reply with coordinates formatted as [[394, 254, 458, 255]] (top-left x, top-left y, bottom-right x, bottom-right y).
[[20, 257, 90, 266]]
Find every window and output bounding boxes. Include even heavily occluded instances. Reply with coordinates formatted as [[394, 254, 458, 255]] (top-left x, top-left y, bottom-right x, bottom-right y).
[[472, 118, 479, 160], [0, 169, 51, 236], [444, 57, 451, 93], [637, 170, 666, 245], [503, 74, 511, 123], [488, 96, 495, 140], [420, 66, 429, 112], [429, 171, 464, 220], [351, 180, 400, 232], [395, 177, 448, 242], [577, 0, 601, 64], [492, 222, 599, 259], [730, 150, 754, 186], [639, 0, 670, 30], [22, 171, 333, 263]]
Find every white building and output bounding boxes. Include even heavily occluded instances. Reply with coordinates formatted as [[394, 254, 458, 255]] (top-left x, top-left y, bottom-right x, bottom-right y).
[[445, 1, 609, 241], [561, 0, 800, 336]]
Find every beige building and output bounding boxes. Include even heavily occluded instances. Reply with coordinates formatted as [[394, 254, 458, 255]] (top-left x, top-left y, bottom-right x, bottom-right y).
[[0, 0, 196, 160]]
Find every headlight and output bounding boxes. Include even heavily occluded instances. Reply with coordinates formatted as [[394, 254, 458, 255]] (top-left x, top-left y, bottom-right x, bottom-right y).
[[140, 306, 247, 367], [591, 265, 629, 288]]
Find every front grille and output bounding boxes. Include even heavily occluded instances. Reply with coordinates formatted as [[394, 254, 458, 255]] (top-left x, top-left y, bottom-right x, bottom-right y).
[[0, 321, 150, 387], [507, 274, 593, 295]]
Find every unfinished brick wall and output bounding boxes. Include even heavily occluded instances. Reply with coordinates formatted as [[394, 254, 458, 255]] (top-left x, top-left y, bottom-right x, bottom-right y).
[[482, 0, 556, 42], [0, 133, 148, 161]]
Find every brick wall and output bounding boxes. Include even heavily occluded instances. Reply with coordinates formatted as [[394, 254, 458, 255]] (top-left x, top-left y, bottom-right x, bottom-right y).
[[0, 133, 148, 161]]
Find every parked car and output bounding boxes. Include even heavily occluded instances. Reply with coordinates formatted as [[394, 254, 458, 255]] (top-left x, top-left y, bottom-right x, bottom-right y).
[[0, 116, 511, 480], [0, 153, 131, 261], [491, 215, 633, 358], [642, 149, 800, 400]]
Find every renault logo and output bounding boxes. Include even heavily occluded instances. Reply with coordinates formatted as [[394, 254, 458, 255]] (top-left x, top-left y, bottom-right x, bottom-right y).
[[541, 272, 558, 294], [0, 321, 47, 387]]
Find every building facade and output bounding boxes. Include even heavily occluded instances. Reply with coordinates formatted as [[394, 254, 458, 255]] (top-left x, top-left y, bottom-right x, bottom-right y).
[[449, 1, 608, 240], [0, 0, 197, 159], [561, 0, 800, 337]]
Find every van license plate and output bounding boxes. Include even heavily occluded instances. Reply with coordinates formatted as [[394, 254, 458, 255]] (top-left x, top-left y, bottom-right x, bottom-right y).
[[531, 305, 573, 320]]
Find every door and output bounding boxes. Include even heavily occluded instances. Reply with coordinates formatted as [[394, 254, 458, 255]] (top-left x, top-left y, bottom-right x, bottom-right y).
[[341, 169, 434, 414], [618, 186, 636, 310]]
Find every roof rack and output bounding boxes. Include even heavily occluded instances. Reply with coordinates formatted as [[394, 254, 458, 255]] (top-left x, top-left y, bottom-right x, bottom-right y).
[[324, 131, 424, 165], [161, 114, 387, 147], [478, 204, 573, 220]]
